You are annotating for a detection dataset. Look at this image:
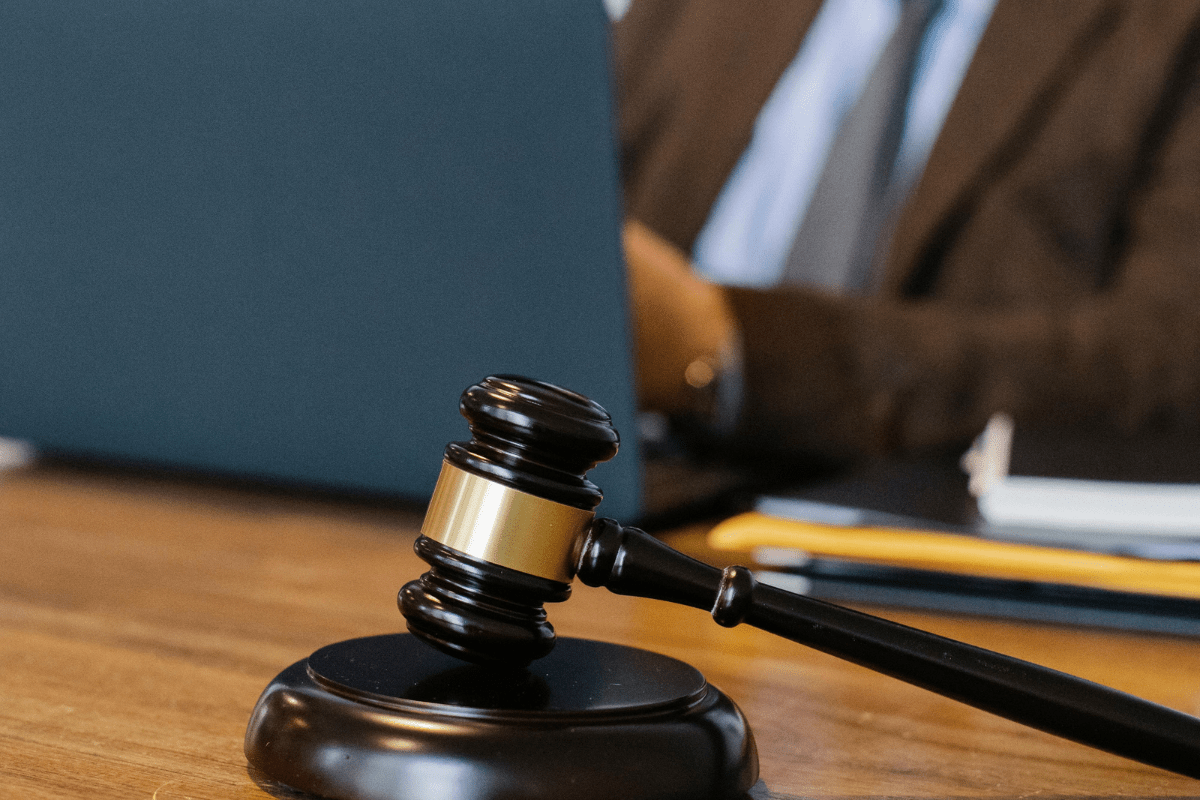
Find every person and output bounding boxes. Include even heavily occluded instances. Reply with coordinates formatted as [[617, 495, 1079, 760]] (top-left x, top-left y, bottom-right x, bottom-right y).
[[615, 0, 1200, 465]]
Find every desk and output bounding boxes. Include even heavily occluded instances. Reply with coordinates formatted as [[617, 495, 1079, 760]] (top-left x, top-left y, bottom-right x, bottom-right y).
[[3, 463, 1198, 798]]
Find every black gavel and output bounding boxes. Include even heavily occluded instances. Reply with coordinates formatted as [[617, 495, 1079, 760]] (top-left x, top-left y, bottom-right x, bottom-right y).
[[399, 375, 1200, 780]]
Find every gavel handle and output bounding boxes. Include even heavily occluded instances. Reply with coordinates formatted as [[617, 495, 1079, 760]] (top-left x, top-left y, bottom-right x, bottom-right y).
[[575, 518, 1200, 780]]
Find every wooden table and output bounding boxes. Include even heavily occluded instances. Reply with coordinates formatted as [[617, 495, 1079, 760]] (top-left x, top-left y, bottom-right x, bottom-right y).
[[3, 462, 1199, 798]]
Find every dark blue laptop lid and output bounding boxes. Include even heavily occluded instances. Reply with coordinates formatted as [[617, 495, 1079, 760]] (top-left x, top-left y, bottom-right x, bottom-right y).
[[0, 0, 641, 518]]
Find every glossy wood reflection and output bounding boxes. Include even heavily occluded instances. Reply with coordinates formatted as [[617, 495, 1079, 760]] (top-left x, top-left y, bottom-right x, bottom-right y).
[[2, 463, 1199, 798]]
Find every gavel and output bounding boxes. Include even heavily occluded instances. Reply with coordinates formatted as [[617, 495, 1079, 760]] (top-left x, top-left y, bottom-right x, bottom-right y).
[[399, 375, 1200, 780]]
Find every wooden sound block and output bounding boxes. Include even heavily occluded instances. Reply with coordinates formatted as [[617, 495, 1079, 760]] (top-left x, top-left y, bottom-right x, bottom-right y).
[[245, 634, 758, 800]]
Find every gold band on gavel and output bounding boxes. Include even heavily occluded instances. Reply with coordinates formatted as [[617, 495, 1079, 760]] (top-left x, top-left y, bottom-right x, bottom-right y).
[[420, 461, 594, 583]]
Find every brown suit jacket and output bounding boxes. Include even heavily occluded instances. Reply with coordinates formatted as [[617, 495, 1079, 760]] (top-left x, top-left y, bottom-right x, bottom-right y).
[[615, 0, 1200, 459]]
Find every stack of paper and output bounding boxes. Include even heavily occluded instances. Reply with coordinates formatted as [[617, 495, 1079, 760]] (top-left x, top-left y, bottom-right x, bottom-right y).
[[964, 414, 1200, 537]]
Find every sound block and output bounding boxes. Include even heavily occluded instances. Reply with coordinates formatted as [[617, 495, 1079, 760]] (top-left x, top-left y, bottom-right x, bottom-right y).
[[246, 634, 758, 800]]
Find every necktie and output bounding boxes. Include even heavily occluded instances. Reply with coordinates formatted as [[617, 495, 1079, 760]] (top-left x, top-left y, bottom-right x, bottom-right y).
[[781, 0, 943, 293]]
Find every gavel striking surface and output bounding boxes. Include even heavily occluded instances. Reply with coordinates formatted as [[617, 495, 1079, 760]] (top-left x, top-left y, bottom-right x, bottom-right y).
[[244, 634, 757, 800]]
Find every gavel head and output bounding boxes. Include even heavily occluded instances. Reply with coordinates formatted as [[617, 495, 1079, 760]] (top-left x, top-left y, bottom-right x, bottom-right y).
[[398, 375, 619, 666]]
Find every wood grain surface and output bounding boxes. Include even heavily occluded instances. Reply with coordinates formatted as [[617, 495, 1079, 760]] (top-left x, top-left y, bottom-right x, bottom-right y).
[[2, 462, 1199, 799]]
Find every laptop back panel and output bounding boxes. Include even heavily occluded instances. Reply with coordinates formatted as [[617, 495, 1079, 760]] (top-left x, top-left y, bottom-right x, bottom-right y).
[[0, 0, 642, 518]]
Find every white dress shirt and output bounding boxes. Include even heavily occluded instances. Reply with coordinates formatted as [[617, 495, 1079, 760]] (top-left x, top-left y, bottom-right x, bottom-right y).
[[693, 0, 998, 288]]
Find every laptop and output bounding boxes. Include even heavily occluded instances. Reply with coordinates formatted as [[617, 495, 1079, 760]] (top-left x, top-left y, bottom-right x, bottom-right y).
[[0, 1, 644, 519]]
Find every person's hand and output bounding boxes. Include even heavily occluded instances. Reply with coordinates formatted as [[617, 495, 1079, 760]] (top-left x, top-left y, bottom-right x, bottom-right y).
[[623, 219, 738, 414]]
